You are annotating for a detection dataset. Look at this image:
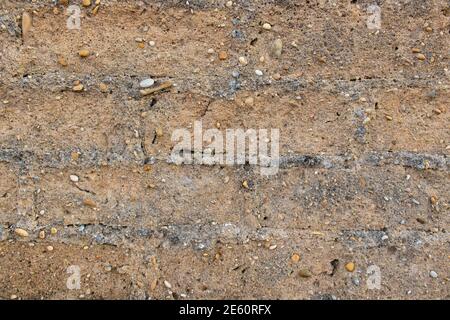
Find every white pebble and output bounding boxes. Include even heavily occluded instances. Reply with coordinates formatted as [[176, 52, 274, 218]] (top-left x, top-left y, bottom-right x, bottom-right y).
[[69, 175, 79, 182], [238, 56, 248, 65], [255, 69, 263, 76], [164, 280, 172, 289], [149, 41, 155, 47], [429, 271, 438, 278], [262, 23, 272, 30], [140, 78, 155, 88]]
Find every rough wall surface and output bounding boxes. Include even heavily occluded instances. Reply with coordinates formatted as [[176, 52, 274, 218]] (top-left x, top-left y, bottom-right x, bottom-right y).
[[0, 0, 448, 299]]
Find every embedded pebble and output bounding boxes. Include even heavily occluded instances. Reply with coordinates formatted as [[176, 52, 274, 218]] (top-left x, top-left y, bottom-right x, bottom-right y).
[[69, 175, 79, 182], [298, 269, 312, 278], [15, 228, 29, 238], [416, 53, 426, 60], [83, 198, 97, 208], [73, 84, 84, 92], [429, 271, 438, 278], [262, 23, 272, 30], [164, 280, 172, 289], [255, 69, 263, 76], [22, 12, 32, 38], [244, 97, 254, 106], [291, 253, 300, 263], [271, 38, 283, 57], [79, 50, 90, 58], [238, 56, 248, 66], [345, 262, 355, 272], [219, 51, 228, 60], [139, 78, 155, 88]]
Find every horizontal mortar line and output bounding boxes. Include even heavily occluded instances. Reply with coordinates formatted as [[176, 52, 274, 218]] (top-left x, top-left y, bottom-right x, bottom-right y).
[[2, 71, 449, 99], [0, 147, 448, 171], [2, 222, 447, 249]]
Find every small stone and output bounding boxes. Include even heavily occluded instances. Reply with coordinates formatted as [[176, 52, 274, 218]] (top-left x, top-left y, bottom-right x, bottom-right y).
[[345, 262, 355, 272], [385, 115, 393, 121], [416, 53, 426, 60], [83, 198, 97, 208], [14, 228, 29, 238], [352, 277, 360, 286], [10, 295, 18, 300], [430, 195, 438, 204], [238, 56, 248, 66], [432, 108, 442, 115], [92, 5, 100, 15], [73, 84, 84, 92], [226, 1, 233, 8], [79, 49, 90, 58], [82, 0, 91, 7], [298, 269, 312, 278], [244, 97, 254, 106], [69, 175, 79, 182], [59, 0, 69, 5], [429, 271, 438, 278], [46, 245, 54, 252], [39, 230, 46, 239], [71, 152, 80, 161], [149, 41, 155, 47], [58, 56, 68, 67], [219, 51, 228, 60], [291, 253, 300, 263], [271, 38, 283, 57], [232, 70, 240, 78], [22, 12, 32, 38], [416, 217, 426, 224], [99, 82, 108, 92], [155, 128, 163, 137], [139, 78, 155, 88], [242, 180, 249, 189], [255, 69, 263, 76], [262, 23, 272, 30], [164, 280, 172, 289], [412, 48, 421, 53], [272, 73, 281, 80], [269, 244, 277, 250], [50, 227, 58, 235], [151, 279, 158, 291]]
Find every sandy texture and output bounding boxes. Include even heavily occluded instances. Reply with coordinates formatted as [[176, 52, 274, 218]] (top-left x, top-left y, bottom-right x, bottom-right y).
[[0, 0, 449, 299]]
